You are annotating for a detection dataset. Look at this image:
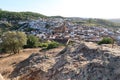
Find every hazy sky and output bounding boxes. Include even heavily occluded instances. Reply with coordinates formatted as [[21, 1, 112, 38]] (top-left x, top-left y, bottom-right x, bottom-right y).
[[1, 0, 120, 19]]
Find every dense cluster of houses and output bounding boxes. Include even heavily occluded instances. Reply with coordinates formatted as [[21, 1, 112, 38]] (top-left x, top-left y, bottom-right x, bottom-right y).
[[17, 18, 120, 44]]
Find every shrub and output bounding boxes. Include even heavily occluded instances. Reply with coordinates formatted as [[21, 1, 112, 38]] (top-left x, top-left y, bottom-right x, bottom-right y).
[[38, 43, 48, 48], [38, 41, 60, 50], [24, 35, 39, 48], [46, 41, 59, 49], [0, 48, 5, 53], [98, 37, 113, 45]]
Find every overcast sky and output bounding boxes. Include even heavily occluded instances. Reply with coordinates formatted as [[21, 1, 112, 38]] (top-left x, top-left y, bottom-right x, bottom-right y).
[[1, 0, 120, 19]]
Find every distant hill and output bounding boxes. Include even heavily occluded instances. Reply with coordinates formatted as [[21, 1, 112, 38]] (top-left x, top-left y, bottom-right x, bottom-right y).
[[88, 18, 120, 27], [109, 19, 120, 23], [0, 10, 47, 21], [50, 16, 64, 18], [71, 18, 120, 28], [0, 10, 47, 34]]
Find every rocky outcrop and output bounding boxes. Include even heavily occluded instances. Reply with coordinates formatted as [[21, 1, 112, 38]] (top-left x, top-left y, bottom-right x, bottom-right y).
[[10, 53, 55, 80], [10, 42, 120, 80]]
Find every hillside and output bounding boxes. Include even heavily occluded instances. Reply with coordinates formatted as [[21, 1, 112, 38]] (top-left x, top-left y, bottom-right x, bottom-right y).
[[0, 47, 64, 80], [0, 10, 47, 21], [109, 19, 120, 23], [0, 10, 47, 34], [72, 18, 120, 28]]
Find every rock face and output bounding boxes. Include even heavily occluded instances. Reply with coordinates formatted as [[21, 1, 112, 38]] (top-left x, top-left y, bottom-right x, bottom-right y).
[[10, 42, 120, 80], [0, 74, 5, 80], [10, 53, 55, 80]]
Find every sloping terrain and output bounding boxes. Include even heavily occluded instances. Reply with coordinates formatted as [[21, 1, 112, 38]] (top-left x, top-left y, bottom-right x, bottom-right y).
[[9, 42, 120, 80], [0, 48, 40, 80], [0, 47, 64, 80]]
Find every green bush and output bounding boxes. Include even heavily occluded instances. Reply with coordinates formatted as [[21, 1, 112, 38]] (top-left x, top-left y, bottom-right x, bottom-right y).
[[24, 35, 39, 48], [0, 48, 5, 53], [98, 37, 113, 45], [38, 43, 48, 48], [47, 41, 59, 49], [37, 41, 60, 50]]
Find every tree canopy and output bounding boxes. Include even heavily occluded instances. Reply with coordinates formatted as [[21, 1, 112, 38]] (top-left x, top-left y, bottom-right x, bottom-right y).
[[1, 31, 27, 54]]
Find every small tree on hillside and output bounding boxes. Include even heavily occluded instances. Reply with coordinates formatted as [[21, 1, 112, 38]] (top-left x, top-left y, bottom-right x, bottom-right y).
[[25, 35, 39, 48], [1, 31, 27, 54]]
